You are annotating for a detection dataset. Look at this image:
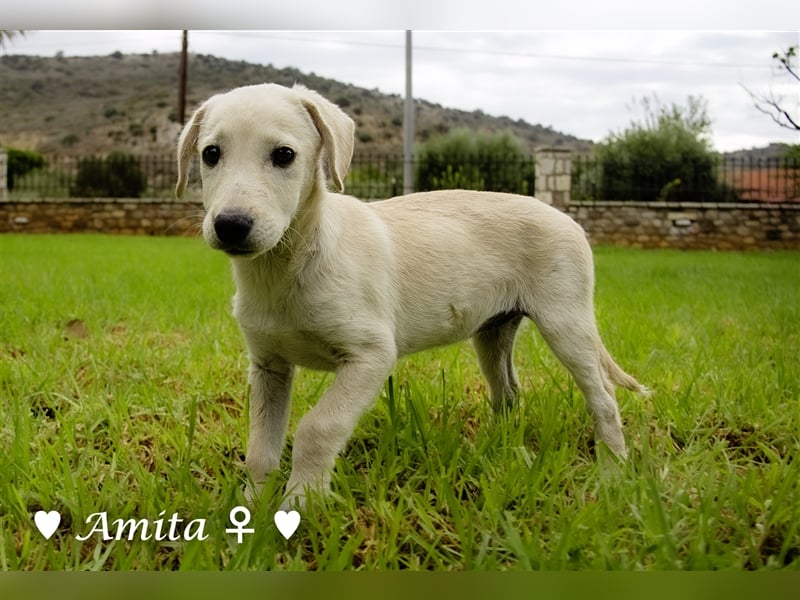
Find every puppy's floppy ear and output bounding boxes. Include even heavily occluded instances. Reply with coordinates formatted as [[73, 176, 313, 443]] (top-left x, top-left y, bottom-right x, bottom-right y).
[[296, 85, 355, 193], [175, 105, 206, 198]]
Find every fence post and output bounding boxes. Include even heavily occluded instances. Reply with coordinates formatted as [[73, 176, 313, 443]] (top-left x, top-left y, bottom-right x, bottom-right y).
[[534, 148, 572, 209], [0, 148, 7, 201]]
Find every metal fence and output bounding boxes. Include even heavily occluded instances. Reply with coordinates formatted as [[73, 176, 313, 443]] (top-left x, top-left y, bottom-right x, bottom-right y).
[[572, 155, 800, 203], [344, 154, 404, 199], [345, 153, 537, 199], [714, 156, 800, 202], [5, 155, 190, 200], [5, 152, 799, 203]]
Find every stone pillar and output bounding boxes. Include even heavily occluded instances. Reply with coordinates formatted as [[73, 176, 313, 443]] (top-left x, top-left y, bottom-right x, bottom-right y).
[[0, 149, 7, 201], [534, 148, 572, 209]]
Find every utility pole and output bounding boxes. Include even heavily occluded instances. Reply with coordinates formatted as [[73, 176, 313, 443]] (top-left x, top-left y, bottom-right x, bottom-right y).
[[178, 30, 188, 125], [403, 30, 414, 195]]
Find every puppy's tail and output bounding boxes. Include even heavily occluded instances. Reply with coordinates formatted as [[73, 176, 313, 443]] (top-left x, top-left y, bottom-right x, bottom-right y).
[[599, 344, 651, 397]]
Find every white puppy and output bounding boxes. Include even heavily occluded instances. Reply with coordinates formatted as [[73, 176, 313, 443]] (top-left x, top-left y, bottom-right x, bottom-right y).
[[176, 83, 648, 509]]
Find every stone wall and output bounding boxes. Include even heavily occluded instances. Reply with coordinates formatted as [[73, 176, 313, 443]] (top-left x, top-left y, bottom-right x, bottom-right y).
[[566, 201, 800, 250], [5, 197, 796, 251], [0, 198, 203, 236], [1, 146, 798, 250]]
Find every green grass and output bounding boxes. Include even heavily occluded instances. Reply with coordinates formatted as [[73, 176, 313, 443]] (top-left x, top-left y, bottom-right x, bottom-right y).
[[1, 234, 798, 571]]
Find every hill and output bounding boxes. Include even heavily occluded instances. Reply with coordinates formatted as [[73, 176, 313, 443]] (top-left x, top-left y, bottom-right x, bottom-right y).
[[0, 52, 593, 158], [721, 143, 797, 161]]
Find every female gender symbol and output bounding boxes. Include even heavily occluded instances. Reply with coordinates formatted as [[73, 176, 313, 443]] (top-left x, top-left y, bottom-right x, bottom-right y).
[[225, 506, 254, 543]]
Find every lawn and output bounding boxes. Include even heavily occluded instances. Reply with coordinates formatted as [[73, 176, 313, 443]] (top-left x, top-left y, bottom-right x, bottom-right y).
[[0, 234, 798, 571]]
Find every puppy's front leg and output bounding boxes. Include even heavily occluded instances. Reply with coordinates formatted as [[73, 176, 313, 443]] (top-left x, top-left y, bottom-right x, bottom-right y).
[[245, 356, 294, 500], [283, 348, 395, 509]]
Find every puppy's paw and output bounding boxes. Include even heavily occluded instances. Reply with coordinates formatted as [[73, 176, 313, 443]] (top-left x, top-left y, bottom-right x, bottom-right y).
[[243, 479, 265, 506], [280, 490, 307, 513]]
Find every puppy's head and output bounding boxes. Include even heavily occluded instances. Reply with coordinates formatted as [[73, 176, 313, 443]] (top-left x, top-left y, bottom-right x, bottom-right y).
[[175, 83, 354, 257]]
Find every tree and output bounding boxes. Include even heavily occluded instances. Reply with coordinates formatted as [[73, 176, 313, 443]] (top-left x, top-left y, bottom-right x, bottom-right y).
[[583, 95, 736, 202], [742, 46, 799, 131]]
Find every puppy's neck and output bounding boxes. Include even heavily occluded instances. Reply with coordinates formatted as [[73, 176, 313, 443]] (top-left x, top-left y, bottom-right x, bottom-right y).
[[233, 182, 336, 286]]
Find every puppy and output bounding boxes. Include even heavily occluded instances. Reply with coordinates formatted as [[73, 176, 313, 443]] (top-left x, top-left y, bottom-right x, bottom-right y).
[[176, 83, 648, 509]]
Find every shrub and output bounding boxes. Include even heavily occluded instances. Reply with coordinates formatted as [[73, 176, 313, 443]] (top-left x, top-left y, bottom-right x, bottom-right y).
[[128, 122, 144, 137], [415, 128, 535, 195], [590, 95, 738, 202], [784, 144, 800, 160], [6, 148, 47, 191], [61, 133, 79, 147], [71, 152, 146, 198]]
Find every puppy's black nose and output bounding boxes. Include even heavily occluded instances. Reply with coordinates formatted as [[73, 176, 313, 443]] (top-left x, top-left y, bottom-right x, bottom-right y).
[[214, 211, 253, 246]]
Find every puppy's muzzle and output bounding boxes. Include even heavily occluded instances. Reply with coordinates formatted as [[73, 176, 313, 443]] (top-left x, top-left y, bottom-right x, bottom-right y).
[[214, 211, 254, 255]]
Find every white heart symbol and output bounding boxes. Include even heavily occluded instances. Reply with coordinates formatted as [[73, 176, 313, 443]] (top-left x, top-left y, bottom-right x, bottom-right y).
[[273, 510, 300, 539], [34, 510, 61, 540]]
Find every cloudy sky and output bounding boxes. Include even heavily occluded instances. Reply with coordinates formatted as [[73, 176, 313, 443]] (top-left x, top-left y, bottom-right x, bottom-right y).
[[3, 29, 799, 152]]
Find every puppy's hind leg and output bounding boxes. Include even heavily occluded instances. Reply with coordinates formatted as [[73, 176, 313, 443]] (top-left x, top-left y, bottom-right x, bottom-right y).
[[530, 305, 629, 459], [472, 314, 524, 412]]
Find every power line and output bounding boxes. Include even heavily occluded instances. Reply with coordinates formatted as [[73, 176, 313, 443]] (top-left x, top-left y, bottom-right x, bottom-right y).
[[255, 32, 770, 70], [9, 30, 776, 71]]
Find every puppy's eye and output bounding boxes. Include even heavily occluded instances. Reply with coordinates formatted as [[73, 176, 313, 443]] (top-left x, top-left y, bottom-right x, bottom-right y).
[[271, 146, 295, 168], [202, 145, 221, 167]]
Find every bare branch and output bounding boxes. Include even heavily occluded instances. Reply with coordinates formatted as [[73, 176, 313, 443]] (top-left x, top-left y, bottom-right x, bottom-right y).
[[742, 45, 800, 132], [741, 84, 800, 131]]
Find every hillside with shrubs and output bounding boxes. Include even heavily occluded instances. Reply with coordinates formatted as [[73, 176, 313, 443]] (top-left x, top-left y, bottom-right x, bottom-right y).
[[0, 51, 592, 159]]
